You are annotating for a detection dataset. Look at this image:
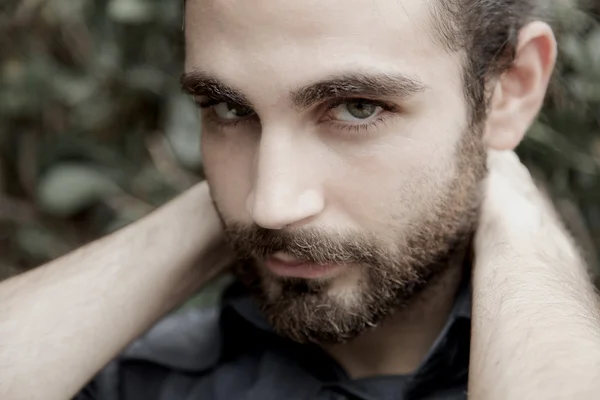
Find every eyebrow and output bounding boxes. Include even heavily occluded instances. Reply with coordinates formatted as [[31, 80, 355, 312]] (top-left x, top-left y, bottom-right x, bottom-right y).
[[291, 72, 427, 110], [180, 70, 427, 110], [181, 71, 252, 107]]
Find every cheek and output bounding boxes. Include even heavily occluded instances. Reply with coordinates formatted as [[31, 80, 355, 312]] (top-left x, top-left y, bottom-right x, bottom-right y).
[[201, 132, 255, 220], [332, 134, 459, 231]]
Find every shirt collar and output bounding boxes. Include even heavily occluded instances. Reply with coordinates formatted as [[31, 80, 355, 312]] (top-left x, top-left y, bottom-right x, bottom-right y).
[[220, 252, 473, 393], [119, 269, 471, 380]]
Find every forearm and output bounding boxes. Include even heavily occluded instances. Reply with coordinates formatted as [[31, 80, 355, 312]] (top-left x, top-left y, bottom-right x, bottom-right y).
[[470, 235, 600, 399], [0, 182, 231, 400]]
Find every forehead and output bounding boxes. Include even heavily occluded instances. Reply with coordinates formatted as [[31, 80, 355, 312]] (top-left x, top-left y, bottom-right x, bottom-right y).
[[184, 0, 460, 98]]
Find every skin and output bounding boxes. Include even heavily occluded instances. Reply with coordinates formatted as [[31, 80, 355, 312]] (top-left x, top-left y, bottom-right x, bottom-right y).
[[1, 1, 600, 399], [471, 150, 600, 399], [182, 0, 490, 376], [0, 183, 234, 400]]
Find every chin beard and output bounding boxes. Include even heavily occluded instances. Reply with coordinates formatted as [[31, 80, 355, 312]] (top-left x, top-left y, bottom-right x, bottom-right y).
[[232, 223, 475, 345]]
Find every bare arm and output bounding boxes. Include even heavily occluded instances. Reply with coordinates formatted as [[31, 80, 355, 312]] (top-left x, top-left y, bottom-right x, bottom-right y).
[[469, 151, 600, 399], [0, 182, 233, 400]]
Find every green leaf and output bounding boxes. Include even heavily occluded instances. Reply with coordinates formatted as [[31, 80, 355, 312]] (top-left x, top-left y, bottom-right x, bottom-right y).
[[107, 0, 155, 23], [560, 35, 588, 70], [165, 94, 202, 170], [586, 27, 600, 77], [15, 224, 69, 262], [37, 164, 120, 216]]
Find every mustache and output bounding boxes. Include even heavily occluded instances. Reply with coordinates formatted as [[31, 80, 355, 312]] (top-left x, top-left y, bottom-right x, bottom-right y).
[[224, 223, 383, 265]]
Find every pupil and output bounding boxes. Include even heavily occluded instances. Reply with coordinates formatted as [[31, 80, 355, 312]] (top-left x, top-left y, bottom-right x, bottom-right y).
[[348, 102, 376, 119]]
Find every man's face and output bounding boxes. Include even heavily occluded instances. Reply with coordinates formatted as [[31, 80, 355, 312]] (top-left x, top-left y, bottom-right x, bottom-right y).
[[184, 0, 486, 344]]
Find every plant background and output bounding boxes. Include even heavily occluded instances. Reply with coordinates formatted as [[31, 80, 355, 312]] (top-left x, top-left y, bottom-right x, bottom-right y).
[[1, 0, 599, 292]]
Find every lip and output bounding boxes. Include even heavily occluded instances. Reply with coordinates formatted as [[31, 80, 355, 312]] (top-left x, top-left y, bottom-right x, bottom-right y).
[[265, 254, 341, 279]]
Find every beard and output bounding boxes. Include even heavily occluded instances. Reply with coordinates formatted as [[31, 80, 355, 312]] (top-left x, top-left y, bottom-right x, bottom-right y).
[[217, 127, 486, 345]]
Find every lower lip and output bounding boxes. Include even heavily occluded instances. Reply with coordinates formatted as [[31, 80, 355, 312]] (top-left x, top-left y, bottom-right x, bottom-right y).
[[265, 258, 342, 279]]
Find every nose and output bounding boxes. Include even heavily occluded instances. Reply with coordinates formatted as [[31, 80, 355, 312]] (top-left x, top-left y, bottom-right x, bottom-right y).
[[246, 135, 325, 230]]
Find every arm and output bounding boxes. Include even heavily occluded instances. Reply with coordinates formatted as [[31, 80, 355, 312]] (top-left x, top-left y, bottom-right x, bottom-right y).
[[469, 151, 600, 399], [0, 182, 233, 400]]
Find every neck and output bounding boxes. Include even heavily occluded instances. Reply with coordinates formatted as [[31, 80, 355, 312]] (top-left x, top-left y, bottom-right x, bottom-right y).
[[322, 256, 466, 379]]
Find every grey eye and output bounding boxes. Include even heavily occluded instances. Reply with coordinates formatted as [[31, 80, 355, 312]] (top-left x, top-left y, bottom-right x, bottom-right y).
[[346, 101, 378, 119], [331, 101, 382, 121], [214, 102, 254, 119]]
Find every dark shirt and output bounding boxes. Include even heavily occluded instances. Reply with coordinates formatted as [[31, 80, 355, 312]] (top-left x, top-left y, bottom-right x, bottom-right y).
[[76, 278, 471, 400]]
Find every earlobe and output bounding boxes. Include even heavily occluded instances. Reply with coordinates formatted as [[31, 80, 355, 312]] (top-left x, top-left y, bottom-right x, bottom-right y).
[[483, 22, 557, 151], [483, 84, 525, 150], [483, 82, 533, 151]]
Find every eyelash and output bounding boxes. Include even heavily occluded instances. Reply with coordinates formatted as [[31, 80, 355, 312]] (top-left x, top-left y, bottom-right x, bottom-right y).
[[196, 99, 252, 130], [194, 97, 399, 135], [322, 98, 397, 135]]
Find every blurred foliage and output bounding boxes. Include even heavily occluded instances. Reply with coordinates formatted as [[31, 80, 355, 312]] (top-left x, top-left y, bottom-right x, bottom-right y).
[[0, 0, 599, 281], [0, 0, 199, 279]]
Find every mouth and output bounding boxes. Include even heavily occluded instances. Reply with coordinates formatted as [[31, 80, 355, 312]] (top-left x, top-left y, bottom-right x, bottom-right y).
[[264, 252, 343, 279]]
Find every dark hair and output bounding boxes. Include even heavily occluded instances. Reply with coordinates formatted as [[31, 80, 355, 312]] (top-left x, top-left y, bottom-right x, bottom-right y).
[[431, 0, 554, 124]]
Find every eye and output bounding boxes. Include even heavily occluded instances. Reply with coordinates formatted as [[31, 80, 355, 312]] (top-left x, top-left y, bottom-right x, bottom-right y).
[[213, 102, 254, 120], [329, 100, 383, 121]]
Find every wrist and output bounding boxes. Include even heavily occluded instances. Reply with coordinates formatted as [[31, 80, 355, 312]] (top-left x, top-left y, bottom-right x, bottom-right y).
[[120, 182, 232, 308], [476, 209, 585, 271], [473, 232, 597, 322]]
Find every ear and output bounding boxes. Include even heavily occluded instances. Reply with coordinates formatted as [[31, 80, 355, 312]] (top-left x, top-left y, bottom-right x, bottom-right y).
[[483, 21, 557, 151]]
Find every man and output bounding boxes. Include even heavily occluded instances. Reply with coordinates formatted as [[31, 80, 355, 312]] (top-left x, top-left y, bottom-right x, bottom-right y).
[[1, 0, 600, 399]]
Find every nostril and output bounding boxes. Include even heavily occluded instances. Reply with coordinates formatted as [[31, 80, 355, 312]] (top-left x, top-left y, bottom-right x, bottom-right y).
[[246, 188, 325, 230]]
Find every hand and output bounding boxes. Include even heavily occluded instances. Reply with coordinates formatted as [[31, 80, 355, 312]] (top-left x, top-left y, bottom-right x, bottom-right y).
[[164, 180, 236, 284], [469, 150, 600, 400], [475, 150, 579, 264]]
